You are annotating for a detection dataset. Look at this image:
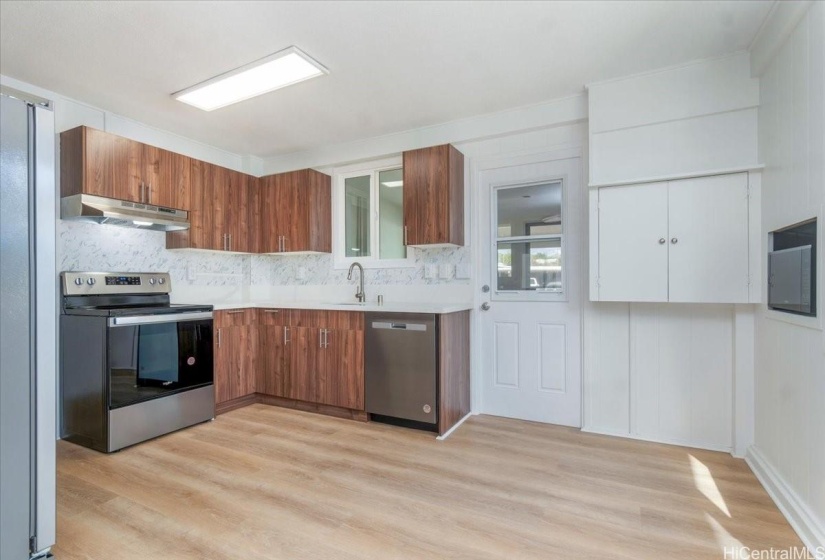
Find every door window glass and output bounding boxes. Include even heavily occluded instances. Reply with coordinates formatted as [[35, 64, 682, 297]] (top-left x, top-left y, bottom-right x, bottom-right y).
[[494, 181, 563, 293]]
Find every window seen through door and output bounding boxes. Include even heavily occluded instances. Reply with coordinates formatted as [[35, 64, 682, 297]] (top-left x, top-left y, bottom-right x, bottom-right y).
[[495, 181, 563, 292]]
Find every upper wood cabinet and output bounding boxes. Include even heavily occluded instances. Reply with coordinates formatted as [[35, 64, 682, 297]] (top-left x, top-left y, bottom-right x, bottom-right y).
[[592, 172, 755, 304], [166, 160, 254, 252], [60, 126, 190, 210], [403, 144, 464, 247], [256, 169, 331, 254]]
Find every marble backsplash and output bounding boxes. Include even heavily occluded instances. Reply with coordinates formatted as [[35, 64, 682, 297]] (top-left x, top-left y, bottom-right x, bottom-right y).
[[59, 220, 471, 293]]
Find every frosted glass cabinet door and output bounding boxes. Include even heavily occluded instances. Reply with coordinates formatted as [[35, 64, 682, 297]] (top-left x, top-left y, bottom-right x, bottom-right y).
[[598, 182, 669, 301], [667, 173, 749, 303]]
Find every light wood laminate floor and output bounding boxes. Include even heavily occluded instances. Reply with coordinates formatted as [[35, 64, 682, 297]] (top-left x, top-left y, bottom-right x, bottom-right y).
[[54, 404, 801, 559]]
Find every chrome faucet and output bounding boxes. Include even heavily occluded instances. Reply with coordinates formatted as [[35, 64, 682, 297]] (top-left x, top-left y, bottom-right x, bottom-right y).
[[347, 262, 366, 303]]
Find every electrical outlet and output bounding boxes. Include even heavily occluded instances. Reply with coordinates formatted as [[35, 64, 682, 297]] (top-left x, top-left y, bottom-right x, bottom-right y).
[[296, 267, 307, 281], [186, 265, 196, 282], [439, 263, 454, 279], [425, 264, 438, 279]]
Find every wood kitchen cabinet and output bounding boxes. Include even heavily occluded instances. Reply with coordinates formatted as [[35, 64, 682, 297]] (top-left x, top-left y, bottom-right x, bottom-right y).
[[256, 308, 290, 398], [60, 126, 190, 209], [254, 310, 364, 411], [403, 144, 464, 246], [214, 309, 256, 405], [255, 169, 331, 253], [167, 161, 254, 252]]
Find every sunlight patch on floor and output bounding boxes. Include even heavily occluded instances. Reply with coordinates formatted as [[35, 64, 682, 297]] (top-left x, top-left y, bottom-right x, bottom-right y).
[[689, 454, 731, 517]]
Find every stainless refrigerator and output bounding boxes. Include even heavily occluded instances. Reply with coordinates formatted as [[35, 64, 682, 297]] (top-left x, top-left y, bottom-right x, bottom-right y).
[[0, 86, 57, 559]]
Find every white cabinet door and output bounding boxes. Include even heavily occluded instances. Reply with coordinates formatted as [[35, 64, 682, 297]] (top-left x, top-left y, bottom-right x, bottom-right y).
[[598, 182, 669, 301], [667, 173, 749, 303]]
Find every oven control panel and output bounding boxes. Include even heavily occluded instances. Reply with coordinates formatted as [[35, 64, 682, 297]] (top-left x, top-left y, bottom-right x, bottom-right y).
[[105, 276, 142, 286], [61, 272, 171, 295]]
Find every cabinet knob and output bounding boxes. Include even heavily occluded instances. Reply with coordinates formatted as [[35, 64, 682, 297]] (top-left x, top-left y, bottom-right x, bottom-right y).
[[658, 238, 666, 244], [671, 238, 678, 244]]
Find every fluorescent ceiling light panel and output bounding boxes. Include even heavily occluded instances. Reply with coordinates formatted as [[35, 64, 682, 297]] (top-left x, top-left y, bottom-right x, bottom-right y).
[[381, 181, 403, 188], [174, 46, 328, 111]]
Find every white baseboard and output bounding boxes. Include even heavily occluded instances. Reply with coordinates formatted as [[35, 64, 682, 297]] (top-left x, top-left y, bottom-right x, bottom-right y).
[[746, 445, 825, 554], [436, 412, 473, 441], [581, 426, 732, 454]]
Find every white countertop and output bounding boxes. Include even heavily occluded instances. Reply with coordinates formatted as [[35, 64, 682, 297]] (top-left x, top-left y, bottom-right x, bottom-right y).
[[200, 300, 473, 314]]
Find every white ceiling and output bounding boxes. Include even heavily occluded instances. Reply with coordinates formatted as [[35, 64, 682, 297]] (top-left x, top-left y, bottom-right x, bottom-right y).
[[0, 1, 773, 159]]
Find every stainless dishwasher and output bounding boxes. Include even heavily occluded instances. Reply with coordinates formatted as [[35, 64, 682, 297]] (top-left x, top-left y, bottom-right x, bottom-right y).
[[365, 312, 437, 428]]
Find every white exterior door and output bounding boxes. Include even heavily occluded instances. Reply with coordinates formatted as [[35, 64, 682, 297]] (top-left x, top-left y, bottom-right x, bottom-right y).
[[477, 153, 583, 427], [597, 182, 669, 302], [668, 173, 750, 303]]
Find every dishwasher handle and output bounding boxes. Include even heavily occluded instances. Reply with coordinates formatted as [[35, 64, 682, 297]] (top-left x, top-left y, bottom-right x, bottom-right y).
[[371, 321, 428, 332]]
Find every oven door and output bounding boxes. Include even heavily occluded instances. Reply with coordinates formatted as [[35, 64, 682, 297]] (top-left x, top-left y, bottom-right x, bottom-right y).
[[107, 312, 213, 409]]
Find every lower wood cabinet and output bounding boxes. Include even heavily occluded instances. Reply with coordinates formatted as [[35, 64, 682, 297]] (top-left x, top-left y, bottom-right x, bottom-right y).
[[253, 309, 365, 411], [214, 309, 256, 404]]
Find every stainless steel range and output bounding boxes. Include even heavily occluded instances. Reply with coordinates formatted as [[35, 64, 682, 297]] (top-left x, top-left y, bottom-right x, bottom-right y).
[[60, 271, 214, 452]]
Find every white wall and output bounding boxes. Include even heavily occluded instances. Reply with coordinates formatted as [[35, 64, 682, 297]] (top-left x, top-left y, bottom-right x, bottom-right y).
[[749, 1, 825, 550], [588, 52, 760, 186], [583, 53, 762, 453]]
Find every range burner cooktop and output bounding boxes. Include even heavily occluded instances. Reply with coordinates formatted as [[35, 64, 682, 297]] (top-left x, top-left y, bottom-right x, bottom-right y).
[[60, 272, 212, 317], [65, 303, 214, 317]]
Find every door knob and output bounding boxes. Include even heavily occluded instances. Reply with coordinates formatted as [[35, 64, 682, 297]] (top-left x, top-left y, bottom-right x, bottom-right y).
[[481, 285, 490, 293], [480, 302, 491, 311]]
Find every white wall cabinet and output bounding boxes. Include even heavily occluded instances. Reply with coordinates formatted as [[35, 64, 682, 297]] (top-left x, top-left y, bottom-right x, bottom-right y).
[[592, 172, 756, 304]]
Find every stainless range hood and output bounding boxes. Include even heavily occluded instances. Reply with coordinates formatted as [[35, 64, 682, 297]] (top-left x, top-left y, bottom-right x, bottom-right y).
[[61, 194, 190, 232]]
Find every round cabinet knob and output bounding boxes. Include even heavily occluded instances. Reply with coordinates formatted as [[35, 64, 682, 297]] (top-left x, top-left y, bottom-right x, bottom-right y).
[[157, 278, 165, 285], [423, 404, 432, 414], [148, 278, 156, 285], [86, 278, 95, 285], [658, 238, 666, 244], [74, 278, 83, 286], [671, 238, 678, 244]]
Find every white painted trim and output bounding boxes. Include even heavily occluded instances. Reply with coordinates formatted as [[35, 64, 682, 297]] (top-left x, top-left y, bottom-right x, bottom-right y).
[[585, 50, 752, 90], [588, 164, 765, 189], [750, 1, 815, 77], [435, 412, 473, 441], [263, 95, 587, 174], [581, 427, 732, 454], [746, 446, 825, 554], [732, 305, 755, 458]]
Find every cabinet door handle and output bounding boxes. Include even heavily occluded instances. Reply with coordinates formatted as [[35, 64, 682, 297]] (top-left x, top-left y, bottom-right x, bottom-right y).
[[319, 329, 324, 348], [658, 238, 666, 244], [263, 309, 280, 313], [284, 326, 290, 344], [324, 329, 330, 348], [226, 310, 245, 314], [228, 233, 232, 252], [217, 328, 221, 347], [283, 236, 288, 252], [404, 225, 408, 246], [139, 181, 144, 203], [671, 238, 678, 244], [146, 183, 151, 204]]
